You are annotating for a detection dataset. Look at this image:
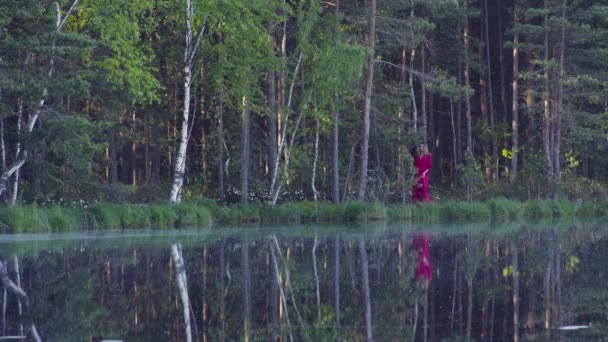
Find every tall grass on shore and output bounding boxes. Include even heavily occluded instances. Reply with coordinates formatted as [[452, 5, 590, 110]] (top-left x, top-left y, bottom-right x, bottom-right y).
[[0, 198, 607, 233], [0, 203, 213, 233]]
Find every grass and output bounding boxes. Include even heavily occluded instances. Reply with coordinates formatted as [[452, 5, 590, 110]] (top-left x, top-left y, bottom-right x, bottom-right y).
[[0, 198, 606, 233]]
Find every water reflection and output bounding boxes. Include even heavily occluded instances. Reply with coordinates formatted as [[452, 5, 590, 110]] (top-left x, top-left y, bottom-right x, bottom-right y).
[[0, 223, 606, 341]]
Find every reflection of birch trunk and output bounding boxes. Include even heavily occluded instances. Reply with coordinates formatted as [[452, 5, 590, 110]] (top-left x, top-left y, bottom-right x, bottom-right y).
[[2, 261, 6, 336], [171, 243, 192, 342], [313, 236, 321, 322], [334, 234, 340, 327], [270, 239, 293, 342], [512, 241, 520, 342], [554, 243, 562, 327], [423, 287, 428, 342], [413, 297, 418, 341], [466, 277, 473, 338], [269, 242, 279, 342], [543, 257, 552, 330], [451, 257, 457, 334], [220, 240, 226, 342], [271, 236, 307, 339], [242, 240, 252, 342], [14, 257, 23, 336], [0, 260, 41, 342], [359, 239, 372, 341]]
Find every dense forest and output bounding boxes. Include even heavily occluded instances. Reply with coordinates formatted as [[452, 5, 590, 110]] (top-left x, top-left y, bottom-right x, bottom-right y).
[[1, 0, 607, 205]]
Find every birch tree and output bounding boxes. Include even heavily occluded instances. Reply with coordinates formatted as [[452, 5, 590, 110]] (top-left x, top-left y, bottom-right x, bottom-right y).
[[0, 0, 79, 199], [169, 0, 207, 203]]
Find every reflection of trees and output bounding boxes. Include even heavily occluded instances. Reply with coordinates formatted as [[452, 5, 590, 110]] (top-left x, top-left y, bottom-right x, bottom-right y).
[[3, 225, 607, 340]]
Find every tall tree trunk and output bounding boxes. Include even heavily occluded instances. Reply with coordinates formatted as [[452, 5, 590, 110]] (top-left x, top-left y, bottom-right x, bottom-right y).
[[357, 0, 376, 201], [240, 97, 251, 204], [218, 90, 225, 200], [450, 99, 458, 186], [542, 0, 553, 189], [312, 120, 320, 202], [359, 239, 373, 341], [170, 0, 206, 203], [553, 0, 567, 183], [332, 110, 340, 204], [497, 0, 509, 159], [331, 1, 341, 205], [421, 46, 428, 144], [11, 99, 23, 205], [511, 0, 520, 183], [485, 0, 498, 180], [268, 70, 278, 184], [463, 0, 472, 153]]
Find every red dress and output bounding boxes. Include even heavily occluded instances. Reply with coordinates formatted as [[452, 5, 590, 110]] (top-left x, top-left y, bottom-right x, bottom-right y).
[[412, 153, 432, 203], [412, 233, 432, 281]]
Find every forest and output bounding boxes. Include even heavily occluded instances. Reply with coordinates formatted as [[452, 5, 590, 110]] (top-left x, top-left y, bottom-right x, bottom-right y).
[[1, 0, 608, 206]]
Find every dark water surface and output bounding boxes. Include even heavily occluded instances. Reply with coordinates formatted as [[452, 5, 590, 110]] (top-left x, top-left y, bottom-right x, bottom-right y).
[[1, 221, 607, 341]]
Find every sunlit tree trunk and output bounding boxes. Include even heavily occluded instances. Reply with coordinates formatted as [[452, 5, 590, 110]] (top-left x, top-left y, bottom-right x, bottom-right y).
[[484, 0, 497, 180], [511, 0, 520, 183], [240, 97, 251, 204], [357, 0, 376, 201], [553, 0, 567, 182], [542, 0, 553, 189], [463, 0, 472, 153], [497, 0, 509, 160]]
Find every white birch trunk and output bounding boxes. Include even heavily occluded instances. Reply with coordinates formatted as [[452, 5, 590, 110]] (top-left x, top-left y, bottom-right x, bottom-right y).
[[171, 243, 192, 342], [312, 119, 320, 202], [169, 0, 206, 203], [269, 52, 303, 204]]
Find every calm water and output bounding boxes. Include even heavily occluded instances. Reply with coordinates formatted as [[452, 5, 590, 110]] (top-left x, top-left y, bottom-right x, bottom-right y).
[[0, 221, 607, 341]]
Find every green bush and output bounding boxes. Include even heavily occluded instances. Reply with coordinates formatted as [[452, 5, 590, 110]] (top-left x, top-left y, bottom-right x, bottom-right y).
[[487, 197, 523, 221], [47, 207, 73, 232], [523, 200, 553, 219], [173, 203, 212, 228]]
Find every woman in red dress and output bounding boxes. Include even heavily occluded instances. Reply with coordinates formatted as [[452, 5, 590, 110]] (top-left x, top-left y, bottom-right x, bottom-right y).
[[412, 143, 432, 203]]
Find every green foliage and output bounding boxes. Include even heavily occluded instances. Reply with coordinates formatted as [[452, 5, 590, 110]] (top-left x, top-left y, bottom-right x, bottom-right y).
[[0, 206, 50, 233], [523, 200, 553, 219], [487, 198, 523, 221], [172, 203, 212, 228]]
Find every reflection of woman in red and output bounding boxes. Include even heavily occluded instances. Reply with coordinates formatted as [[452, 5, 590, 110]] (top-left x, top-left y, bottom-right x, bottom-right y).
[[412, 143, 432, 203], [412, 233, 432, 289]]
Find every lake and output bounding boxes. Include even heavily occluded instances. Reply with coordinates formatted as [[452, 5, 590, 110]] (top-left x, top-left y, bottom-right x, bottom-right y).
[[0, 221, 606, 341]]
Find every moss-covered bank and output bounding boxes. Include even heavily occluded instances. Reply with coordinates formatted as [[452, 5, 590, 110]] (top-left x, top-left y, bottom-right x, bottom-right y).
[[0, 198, 607, 233]]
